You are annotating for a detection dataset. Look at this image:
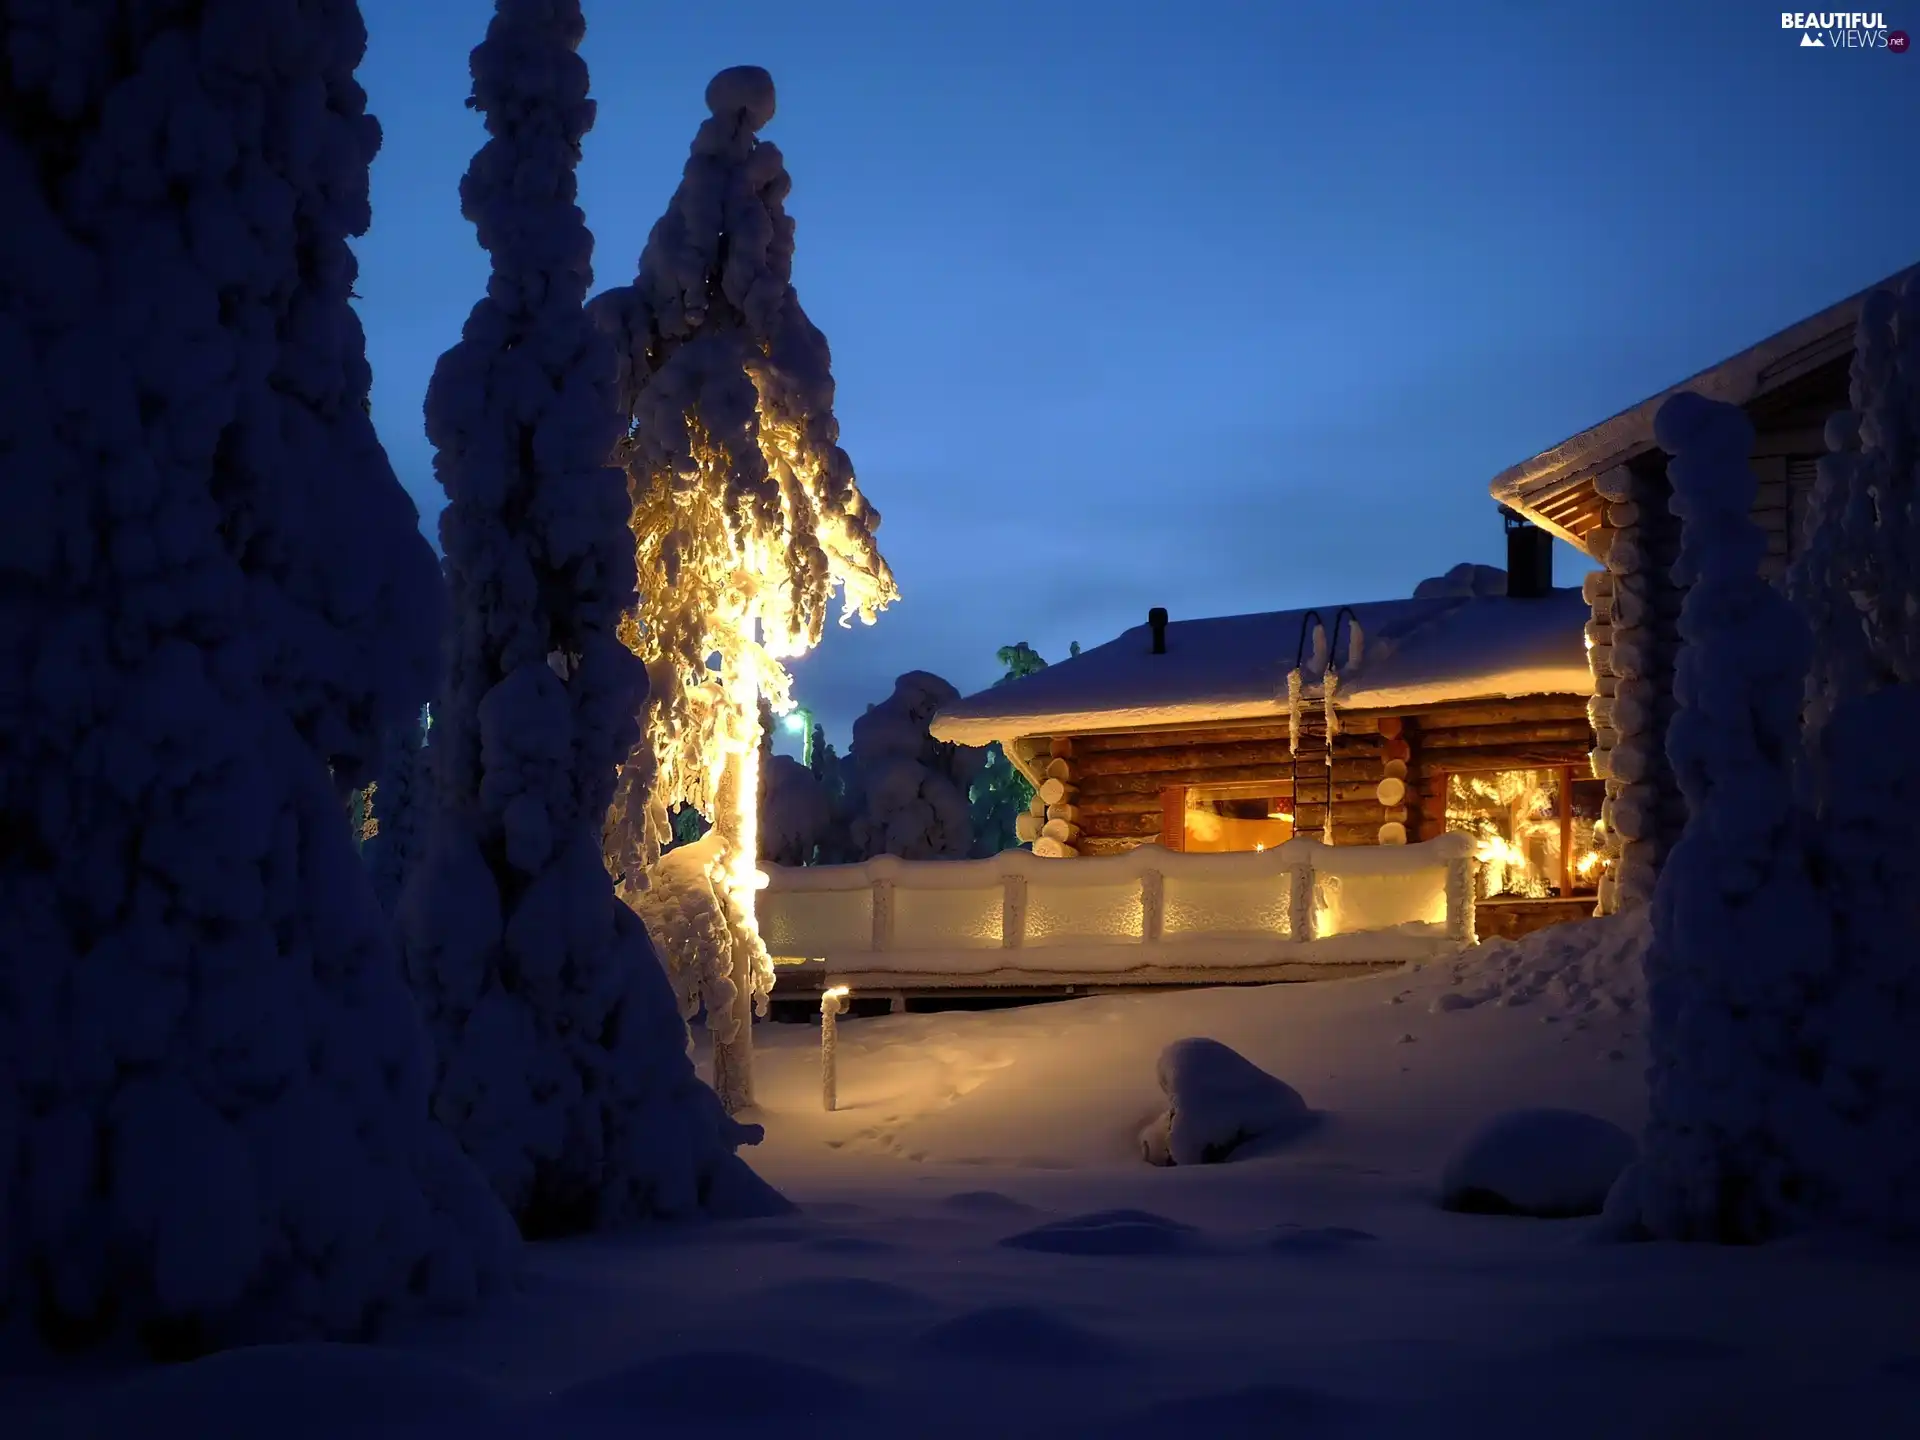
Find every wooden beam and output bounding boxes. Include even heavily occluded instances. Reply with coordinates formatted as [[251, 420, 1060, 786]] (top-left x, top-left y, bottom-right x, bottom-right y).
[[1075, 718, 1382, 752], [1400, 697, 1591, 727], [1159, 787, 1185, 852], [1079, 760, 1382, 798], [1416, 721, 1593, 751], [1078, 741, 1379, 778], [1418, 744, 1591, 772]]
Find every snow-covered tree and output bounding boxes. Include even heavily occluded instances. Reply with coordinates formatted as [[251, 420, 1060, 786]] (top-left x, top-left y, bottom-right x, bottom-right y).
[[0, 0, 517, 1349], [968, 641, 1059, 855], [1633, 392, 1830, 1242], [594, 67, 896, 1112], [762, 753, 833, 865], [1790, 277, 1920, 741], [400, 2, 779, 1234], [365, 707, 431, 913], [996, 641, 1049, 682], [843, 673, 986, 860]]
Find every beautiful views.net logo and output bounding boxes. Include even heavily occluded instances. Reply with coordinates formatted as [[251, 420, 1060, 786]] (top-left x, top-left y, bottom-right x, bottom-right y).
[[1781, 11, 1909, 48]]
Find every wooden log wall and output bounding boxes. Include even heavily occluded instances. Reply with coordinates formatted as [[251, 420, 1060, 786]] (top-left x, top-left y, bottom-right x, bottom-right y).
[[1591, 458, 1684, 914], [1039, 694, 1594, 858]]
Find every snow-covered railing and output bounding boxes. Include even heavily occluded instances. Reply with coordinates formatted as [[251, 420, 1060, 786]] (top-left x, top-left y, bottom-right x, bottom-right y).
[[757, 834, 1476, 982]]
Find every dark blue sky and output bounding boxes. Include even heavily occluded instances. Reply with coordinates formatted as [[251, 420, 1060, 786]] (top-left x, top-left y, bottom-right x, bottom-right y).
[[356, 0, 1918, 750]]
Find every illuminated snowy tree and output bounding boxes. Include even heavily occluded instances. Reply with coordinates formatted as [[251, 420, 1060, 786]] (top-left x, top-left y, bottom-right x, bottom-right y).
[[401, 2, 781, 1231], [595, 67, 895, 1112], [0, 0, 515, 1347]]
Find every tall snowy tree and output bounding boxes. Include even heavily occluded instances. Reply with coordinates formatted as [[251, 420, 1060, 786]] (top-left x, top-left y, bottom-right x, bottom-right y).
[[1633, 392, 1831, 1242], [0, 0, 516, 1350], [364, 707, 431, 914], [1790, 277, 1920, 742], [594, 67, 896, 1113], [400, 2, 780, 1235], [843, 673, 985, 860]]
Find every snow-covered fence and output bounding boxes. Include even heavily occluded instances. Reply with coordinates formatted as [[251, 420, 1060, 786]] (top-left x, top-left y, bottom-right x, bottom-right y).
[[758, 834, 1476, 985]]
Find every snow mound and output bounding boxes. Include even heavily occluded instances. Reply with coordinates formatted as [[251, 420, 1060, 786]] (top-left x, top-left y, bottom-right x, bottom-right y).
[[1140, 1037, 1312, 1166], [554, 1350, 864, 1422], [911, 1305, 1128, 1366], [999, 1209, 1200, 1257], [1413, 561, 1508, 599], [749, 1275, 935, 1316], [1429, 909, 1648, 1019], [1441, 1107, 1639, 1218], [941, 1189, 1037, 1215], [1266, 1223, 1380, 1257], [25, 1344, 507, 1440], [1090, 1382, 1362, 1439]]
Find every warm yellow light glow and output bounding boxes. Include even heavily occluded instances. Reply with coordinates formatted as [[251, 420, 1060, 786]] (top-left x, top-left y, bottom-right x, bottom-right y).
[[1254, 842, 1265, 853], [752, 868, 771, 891], [1575, 850, 1606, 877], [823, 984, 851, 1002]]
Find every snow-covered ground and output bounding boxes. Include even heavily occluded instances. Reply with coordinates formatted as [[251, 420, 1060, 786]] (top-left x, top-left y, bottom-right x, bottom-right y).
[[8, 916, 1917, 1439]]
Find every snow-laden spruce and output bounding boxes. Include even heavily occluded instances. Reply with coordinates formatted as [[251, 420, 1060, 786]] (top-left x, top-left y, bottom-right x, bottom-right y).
[[843, 673, 985, 860], [761, 753, 834, 865], [1790, 276, 1920, 740], [401, 2, 780, 1233], [0, 0, 516, 1349], [593, 66, 896, 1111], [1634, 392, 1830, 1243], [365, 708, 431, 913]]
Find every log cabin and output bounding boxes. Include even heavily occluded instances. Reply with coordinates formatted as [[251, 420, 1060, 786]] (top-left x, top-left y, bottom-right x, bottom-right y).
[[931, 520, 1601, 941], [1488, 262, 1917, 918]]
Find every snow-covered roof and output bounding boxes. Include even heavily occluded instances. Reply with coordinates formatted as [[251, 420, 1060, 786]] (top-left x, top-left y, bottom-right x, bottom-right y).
[[930, 588, 1591, 746], [1491, 262, 1919, 554]]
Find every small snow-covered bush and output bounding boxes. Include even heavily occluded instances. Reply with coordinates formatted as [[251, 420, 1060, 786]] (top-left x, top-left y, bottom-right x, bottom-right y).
[[1440, 1109, 1638, 1218], [1140, 1038, 1311, 1166]]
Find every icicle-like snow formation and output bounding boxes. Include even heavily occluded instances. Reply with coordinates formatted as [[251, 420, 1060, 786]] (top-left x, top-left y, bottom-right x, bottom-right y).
[[1323, 667, 1341, 744], [1635, 392, 1827, 1243], [401, 2, 782, 1232], [593, 67, 897, 1110], [0, 0, 516, 1348]]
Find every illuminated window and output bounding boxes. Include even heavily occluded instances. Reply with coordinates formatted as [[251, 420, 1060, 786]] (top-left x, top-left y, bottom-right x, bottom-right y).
[[1446, 769, 1564, 899], [1182, 784, 1294, 854]]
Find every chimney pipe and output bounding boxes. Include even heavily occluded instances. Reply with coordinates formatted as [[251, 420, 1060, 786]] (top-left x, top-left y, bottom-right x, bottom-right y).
[[1148, 607, 1168, 654], [1501, 507, 1554, 599]]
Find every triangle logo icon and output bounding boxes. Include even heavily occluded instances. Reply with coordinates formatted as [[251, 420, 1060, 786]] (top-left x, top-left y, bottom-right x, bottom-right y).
[[1800, 31, 1825, 45]]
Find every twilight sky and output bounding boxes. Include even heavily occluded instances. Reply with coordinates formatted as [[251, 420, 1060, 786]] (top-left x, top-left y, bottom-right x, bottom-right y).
[[355, 0, 1919, 752]]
